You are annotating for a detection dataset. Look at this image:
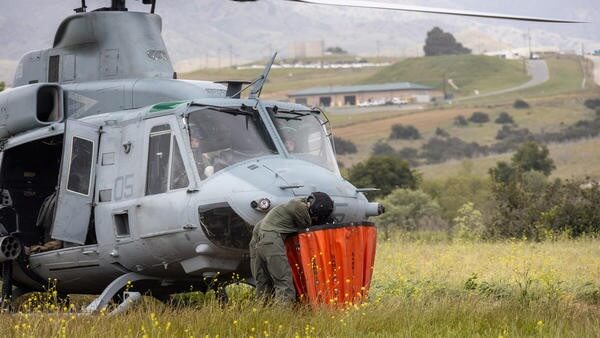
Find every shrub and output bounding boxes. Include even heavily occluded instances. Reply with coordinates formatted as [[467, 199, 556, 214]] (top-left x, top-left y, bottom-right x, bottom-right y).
[[333, 136, 357, 154], [490, 178, 600, 239], [390, 124, 421, 140], [453, 202, 485, 242], [348, 155, 419, 198], [454, 115, 468, 126], [468, 111, 490, 123], [583, 98, 600, 110], [372, 140, 395, 155], [513, 99, 530, 109], [495, 112, 514, 124], [377, 189, 441, 238], [0, 81, 4, 92], [421, 137, 487, 164], [423, 171, 493, 222], [435, 127, 450, 137]]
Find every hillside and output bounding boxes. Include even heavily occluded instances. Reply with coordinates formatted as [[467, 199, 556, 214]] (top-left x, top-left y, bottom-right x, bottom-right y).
[[365, 55, 530, 97]]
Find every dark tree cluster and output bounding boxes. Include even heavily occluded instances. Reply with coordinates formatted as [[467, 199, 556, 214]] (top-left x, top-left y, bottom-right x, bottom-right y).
[[390, 124, 421, 140], [494, 112, 514, 124], [420, 137, 486, 164], [347, 155, 419, 198], [454, 115, 469, 126], [0, 81, 5, 92], [468, 112, 490, 124], [583, 98, 600, 110], [333, 136, 357, 155], [423, 27, 471, 56], [435, 127, 450, 137], [371, 141, 419, 166], [513, 99, 530, 109]]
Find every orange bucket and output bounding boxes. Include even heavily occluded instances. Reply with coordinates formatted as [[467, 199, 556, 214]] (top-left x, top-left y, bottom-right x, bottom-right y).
[[285, 222, 377, 307]]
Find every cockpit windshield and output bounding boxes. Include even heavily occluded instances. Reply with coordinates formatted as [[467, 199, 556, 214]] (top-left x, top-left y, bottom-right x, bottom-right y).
[[187, 106, 277, 178], [268, 108, 338, 173]]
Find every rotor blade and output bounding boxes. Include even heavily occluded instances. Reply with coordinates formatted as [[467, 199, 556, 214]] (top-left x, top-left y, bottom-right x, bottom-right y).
[[286, 0, 586, 23]]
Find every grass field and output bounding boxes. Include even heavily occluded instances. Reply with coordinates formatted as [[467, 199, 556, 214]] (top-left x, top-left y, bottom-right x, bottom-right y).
[[2, 236, 599, 337], [365, 55, 530, 97], [182, 54, 533, 102], [418, 136, 600, 181]]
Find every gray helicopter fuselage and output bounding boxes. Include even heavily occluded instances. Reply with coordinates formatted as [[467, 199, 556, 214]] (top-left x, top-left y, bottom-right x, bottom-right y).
[[0, 9, 380, 297], [1, 97, 377, 295]]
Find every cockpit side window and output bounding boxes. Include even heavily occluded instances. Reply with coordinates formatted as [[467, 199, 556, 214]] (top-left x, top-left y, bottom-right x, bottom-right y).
[[169, 136, 189, 190], [146, 124, 171, 195], [268, 109, 338, 173]]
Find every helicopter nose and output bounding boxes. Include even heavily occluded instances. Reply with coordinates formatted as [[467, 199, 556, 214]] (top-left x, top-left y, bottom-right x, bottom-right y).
[[196, 157, 373, 224]]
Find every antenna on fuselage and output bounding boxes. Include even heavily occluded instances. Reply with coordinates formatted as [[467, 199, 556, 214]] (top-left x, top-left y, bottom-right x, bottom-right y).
[[74, 0, 87, 13], [249, 52, 277, 99], [142, 0, 157, 13]]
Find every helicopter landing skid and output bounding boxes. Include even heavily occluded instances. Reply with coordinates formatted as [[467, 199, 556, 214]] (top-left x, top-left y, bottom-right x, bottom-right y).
[[85, 272, 160, 314]]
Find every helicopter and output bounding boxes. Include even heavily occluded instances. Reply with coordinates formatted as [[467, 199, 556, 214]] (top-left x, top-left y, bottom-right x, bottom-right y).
[[0, 0, 581, 313]]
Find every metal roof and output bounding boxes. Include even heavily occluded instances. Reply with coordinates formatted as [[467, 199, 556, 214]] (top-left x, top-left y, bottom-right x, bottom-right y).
[[288, 82, 434, 97]]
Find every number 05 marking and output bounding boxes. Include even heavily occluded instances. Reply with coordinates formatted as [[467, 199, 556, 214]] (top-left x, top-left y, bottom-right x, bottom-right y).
[[114, 174, 134, 201]]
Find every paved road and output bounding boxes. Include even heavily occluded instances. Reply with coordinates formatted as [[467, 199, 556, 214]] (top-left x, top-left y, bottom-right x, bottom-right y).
[[455, 59, 549, 101], [587, 56, 600, 87]]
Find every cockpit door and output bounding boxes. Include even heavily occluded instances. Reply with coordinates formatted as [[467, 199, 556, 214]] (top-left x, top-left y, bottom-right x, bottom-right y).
[[51, 120, 99, 244]]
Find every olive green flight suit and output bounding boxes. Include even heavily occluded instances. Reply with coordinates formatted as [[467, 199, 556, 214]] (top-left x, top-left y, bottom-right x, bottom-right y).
[[249, 199, 311, 303]]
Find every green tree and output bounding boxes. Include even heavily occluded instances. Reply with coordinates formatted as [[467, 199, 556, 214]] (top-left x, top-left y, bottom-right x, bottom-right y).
[[377, 188, 441, 238], [348, 155, 419, 198], [0, 81, 5, 92], [423, 27, 471, 56], [512, 141, 555, 176]]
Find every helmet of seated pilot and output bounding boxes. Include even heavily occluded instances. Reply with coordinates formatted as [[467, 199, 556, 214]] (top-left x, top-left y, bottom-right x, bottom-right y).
[[307, 191, 334, 225]]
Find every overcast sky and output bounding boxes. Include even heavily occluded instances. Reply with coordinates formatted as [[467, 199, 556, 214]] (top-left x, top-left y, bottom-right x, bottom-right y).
[[0, 0, 598, 81]]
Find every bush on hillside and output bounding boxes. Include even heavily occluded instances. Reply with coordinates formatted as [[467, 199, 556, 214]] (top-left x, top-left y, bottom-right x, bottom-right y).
[[494, 112, 514, 124], [513, 99, 530, 109], [468, 112, 490, 124], [584, 98, 600, 110], [390, 124, 421, 140], [333, 136, 357, 154], [454, 115, 468, 126], [372, 141, 396, 155], [421, 137, 486, 164], [435, 127, 450, 137]]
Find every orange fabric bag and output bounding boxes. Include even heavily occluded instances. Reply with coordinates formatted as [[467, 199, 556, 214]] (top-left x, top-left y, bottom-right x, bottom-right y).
[[285, 222, 377, 307]]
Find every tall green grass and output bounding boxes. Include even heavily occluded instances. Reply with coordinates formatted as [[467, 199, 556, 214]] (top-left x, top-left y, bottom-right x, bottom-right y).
[[2, 236, 599, 337]]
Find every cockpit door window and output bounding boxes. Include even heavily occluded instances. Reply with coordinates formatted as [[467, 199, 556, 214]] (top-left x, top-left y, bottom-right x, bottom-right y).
[[145, 124, 171, 195]]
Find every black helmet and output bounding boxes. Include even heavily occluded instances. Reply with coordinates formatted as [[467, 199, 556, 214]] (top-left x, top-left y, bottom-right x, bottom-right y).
[[307, 192, 334, 225]]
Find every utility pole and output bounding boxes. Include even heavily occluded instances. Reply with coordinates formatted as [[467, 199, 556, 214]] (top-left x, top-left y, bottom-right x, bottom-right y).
[[229, 45, 233, 68]]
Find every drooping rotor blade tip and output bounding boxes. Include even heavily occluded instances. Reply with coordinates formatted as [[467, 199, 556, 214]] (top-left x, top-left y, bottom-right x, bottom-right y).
[[285, 0, 587, 23]]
